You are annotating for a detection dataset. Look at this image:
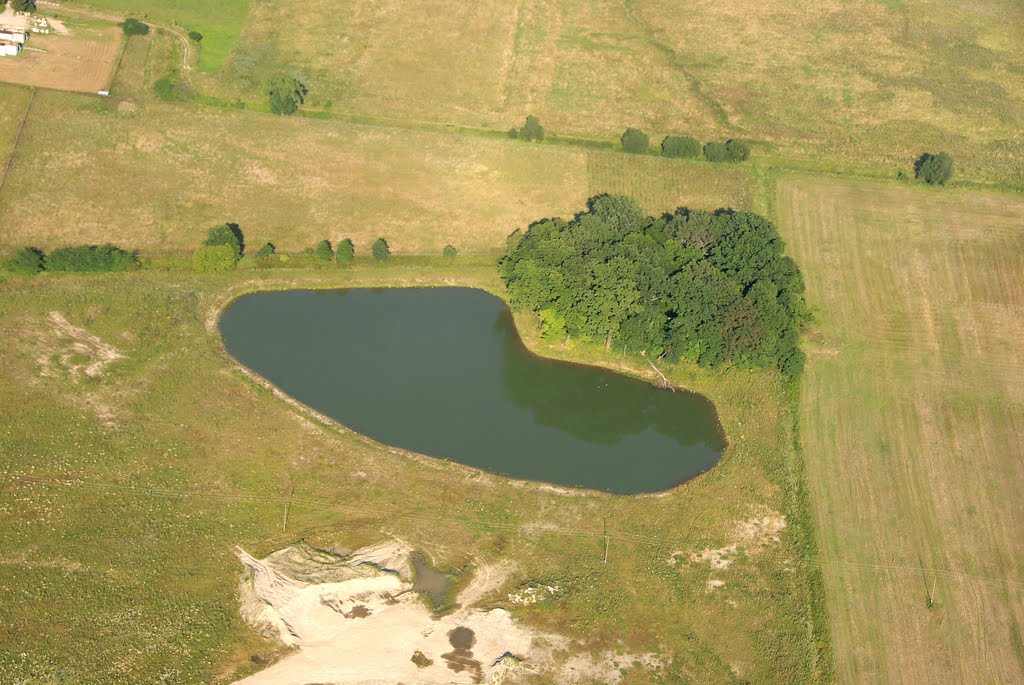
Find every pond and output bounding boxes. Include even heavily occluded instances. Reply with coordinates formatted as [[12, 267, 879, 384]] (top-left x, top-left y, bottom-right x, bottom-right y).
[[219, 288, 726, 494]]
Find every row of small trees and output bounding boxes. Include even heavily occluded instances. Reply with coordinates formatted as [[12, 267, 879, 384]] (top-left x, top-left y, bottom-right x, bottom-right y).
[[190, 224, 457, 272], [5, 245, 139, 275], [508, 117, 751, 162], [623, 128, 750, 162]]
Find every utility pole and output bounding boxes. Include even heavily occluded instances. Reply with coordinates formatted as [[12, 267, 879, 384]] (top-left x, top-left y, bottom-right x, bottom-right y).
[[603, 517, 609, 564]]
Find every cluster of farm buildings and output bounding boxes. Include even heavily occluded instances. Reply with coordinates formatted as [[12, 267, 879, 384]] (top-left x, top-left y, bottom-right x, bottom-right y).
[[0, 27, 27, 56]]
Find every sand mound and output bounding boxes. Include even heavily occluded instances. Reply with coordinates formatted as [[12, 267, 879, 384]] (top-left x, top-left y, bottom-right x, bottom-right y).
[[235, 543, 554, 684]]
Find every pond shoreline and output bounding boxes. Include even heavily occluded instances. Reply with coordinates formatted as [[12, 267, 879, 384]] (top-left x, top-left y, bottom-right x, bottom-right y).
[[211, 277, 729, 498]]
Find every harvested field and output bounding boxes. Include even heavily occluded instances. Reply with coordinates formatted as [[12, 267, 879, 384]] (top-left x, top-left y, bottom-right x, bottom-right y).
[[0, 27, 121, 93], [210, 0, 1024, 186], [0, 91, 755, 255], [778, 177, 1024, 684]]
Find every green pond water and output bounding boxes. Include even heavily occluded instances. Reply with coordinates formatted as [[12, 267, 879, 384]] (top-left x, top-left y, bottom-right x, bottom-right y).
[[219, 288, 726, 494]]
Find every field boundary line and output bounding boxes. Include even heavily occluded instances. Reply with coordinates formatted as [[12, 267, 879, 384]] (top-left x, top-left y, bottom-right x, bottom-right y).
[[0, 88, 36, 197]]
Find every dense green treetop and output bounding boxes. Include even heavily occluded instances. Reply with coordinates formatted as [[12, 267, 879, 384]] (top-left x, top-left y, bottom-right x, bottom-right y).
[[371, 238, 390, 260], [336, 238, 355, 263], [203, 223, 244, 259], [121, 18, 149, 35], [314, 239, 334, 262], [499, 195, 807, 377], [520, 115, 545, 142], [621, 128, 650, 154], [915, 152, 955, 185], [662, 135, 702, 159], [268, 77, 307, 115], [192, 244, 237, 273], [6, 247, 44, 276]]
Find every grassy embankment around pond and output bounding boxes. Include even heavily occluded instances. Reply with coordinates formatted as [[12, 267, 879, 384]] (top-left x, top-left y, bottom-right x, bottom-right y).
[[0, 264, 826, 683]]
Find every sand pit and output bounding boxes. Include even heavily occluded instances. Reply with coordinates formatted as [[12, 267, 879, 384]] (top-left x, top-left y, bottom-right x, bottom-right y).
[[235, 543, 557, 684]]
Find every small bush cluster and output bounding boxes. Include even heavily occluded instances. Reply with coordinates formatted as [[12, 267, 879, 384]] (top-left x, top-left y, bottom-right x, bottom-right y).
[[618, 129, 751, 163], [661, 135, 702, 159], [4, 244, 139, 275], [268, 77, 307, 116], [121, 18, 150, 36], [703, 139, 750, 163]]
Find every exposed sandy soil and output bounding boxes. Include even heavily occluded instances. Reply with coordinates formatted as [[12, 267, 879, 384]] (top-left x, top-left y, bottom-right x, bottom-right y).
[[234, 542, 556, 684], [672, 507, 786, 577]]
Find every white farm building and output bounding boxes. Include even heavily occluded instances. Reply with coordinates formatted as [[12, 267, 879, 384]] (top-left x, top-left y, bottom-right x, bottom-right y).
[[0, 29, 28, 44], [0, 42, 21, 56]]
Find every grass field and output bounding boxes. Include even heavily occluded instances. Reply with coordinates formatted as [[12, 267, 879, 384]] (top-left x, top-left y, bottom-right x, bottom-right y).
[[197, 0, 1024, 187], [0, 265, 826, 683], [778, 177, 1024, 683], [0, 22, 122, 94], [0, 85, 756, 255], [74, 0, 250, 71]]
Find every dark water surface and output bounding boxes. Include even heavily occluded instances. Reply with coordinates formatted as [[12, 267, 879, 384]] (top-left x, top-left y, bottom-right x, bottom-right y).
[[219, 288, 726, 494]]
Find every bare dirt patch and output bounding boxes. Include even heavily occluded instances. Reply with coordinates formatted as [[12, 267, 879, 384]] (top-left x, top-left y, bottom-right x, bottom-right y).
[[0, 24, 121, 92], [35, 311, 125, 381], [235, 542, 560, 684], [675, 507, 786, 572]]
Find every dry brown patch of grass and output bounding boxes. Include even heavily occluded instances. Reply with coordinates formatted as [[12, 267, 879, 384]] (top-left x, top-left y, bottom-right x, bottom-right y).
[[206, 0, 1023, 184], [779, 177, 1024, 684], [0, 91, 754, 255], [0, 26, 121, 93]]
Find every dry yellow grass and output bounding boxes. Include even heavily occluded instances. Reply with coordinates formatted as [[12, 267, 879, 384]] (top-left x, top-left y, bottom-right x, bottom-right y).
[[0, 83, 32, 164], [0, 90, 754, 254], [207, 0, 1023, 186], [0, 26, 122, 93], [778, 177, 1024, 683]]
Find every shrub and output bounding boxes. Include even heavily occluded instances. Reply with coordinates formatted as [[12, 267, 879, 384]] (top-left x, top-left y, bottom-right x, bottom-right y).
[[336, 238, 355, 264], [725, 139, 751, 162], [661, 135, 701, 159], [154, 76, 179, 101], [443, 245, 457, 258], [204, 223, 243, 260], [519, 115, 544, 142], [371, 238, 390, 261], [507, 127, 519, 139], [621, 128, 650, 154], [703, 141, 729, 162], [268, 77, 307, 115], [6, 247, 45, 275], [314, 239, 334, 262], [255, 242, 276, 259], [914, 152, 955, 186], [192, 244, 237, 272], [121, 18, 150, 36], [11, 0, 37, 12], [46, 245, 139, 272], [188, 30, 203, 42]]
